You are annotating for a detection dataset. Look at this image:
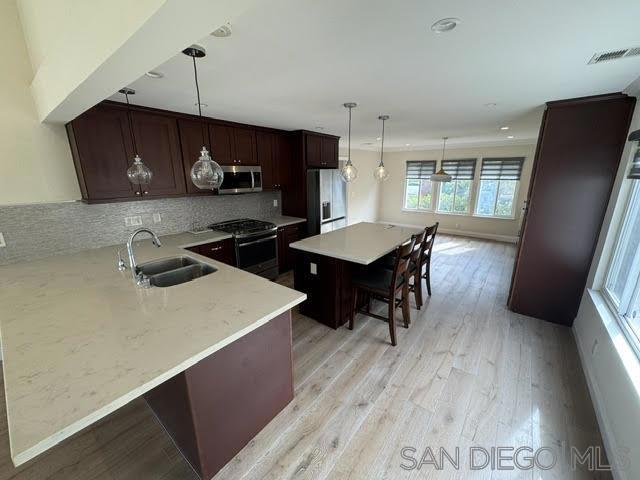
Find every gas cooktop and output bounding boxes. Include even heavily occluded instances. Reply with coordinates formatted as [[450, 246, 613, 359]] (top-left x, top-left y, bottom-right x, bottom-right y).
[[208, 218, 276, 236]]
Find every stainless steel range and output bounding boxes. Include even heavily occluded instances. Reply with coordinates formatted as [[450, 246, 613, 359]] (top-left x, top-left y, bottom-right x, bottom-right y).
[[208, 219, 278, 280]]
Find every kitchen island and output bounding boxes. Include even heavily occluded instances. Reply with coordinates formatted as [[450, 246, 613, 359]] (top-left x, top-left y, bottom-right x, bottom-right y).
[[0, 231, 306, 477], [289, 222, 421, 329]]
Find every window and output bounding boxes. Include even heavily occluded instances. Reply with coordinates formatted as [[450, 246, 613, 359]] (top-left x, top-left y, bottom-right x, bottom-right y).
[[604, 182, 640, 353], [475, 158, 524, 217], [436, 159, 476, 214], [404, 161, 436, 210]]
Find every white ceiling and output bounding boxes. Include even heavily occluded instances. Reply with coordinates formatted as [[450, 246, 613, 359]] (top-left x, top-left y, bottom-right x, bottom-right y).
[[109, 0, 640, 151]]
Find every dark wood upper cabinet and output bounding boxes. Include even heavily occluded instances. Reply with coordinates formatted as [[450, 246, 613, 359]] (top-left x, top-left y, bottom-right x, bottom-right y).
[[508, 93, 636, 326], [209, 124, 235, 165], [67, 105, 139, 202], [305, 134, 323, 167], [274, 133, 291, 190], [233, 127, 257, 165], [320, 136, 339, 169], [131, 111, 186, 197], [177, 118, 213, 195], [256, 131, 276, 188]]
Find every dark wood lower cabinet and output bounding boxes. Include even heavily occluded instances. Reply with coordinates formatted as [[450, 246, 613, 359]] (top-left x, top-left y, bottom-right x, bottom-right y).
[[293, 252, 354, 329], [278, 223, 305, 273], [187, 239, 236, 266], [144, 311, 293, 480]]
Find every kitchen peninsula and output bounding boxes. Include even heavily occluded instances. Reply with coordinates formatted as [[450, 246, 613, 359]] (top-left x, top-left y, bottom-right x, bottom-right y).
[[0, 231, 305, 478], [290, 222, 421, 329]]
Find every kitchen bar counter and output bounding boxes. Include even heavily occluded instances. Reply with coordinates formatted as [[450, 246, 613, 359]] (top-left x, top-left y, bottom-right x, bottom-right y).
[[0, 231, 306, 467], [290, 222, 421, 265]]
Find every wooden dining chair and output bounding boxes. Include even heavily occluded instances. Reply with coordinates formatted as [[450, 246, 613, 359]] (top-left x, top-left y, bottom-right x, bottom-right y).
[[419, 222, 439, 297], [349, 235, 417, 346], [407, 228, 427, 309]]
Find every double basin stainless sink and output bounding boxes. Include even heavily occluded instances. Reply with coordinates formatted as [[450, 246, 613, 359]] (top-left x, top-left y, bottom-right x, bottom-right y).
[[137, 256, 216, 288]]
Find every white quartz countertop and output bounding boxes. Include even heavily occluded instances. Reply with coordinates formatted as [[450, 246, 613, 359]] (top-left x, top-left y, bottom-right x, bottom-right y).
[[0, 230, 306, 467], [289, 222, 422, 265], [266, 216, 306, 228]]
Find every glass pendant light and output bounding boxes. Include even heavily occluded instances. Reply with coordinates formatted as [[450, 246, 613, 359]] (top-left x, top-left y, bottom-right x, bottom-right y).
[[340, 102, 358, 183], [431, 136, 453, 182], [182, 45, 223, 190], [120, 88, 153, 186], [373, 115, 390, 182]]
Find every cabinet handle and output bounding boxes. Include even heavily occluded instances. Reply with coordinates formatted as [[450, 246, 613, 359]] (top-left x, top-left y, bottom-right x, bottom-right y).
[[209, 246, 223, 252]]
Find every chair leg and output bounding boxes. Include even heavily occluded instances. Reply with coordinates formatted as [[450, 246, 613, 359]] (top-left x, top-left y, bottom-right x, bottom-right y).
[[401, 284, 411, 328], [388, 298, 397, 346], [414, 270, 423, 309], [349, 287, 358, 330]]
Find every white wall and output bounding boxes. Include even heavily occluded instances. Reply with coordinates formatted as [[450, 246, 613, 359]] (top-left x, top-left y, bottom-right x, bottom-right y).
[[377, 143, 537, 241], [341, 149, 381, 225], [0, 0, 81, 205], [572, 92, 640, 480]]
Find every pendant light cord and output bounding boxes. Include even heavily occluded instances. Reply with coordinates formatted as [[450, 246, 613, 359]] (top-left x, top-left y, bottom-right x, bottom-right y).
[[123, 91, 138, 156], [347, 106, 352, 165], [192, 55, 207, 148], [441, 136, 448, 161], [379, 118, 386, 166]]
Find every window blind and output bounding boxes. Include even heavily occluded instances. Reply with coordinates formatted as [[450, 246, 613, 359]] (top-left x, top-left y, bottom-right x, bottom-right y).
[[406, 160, 436, 180], [442, 159, 477, 180], [480, 157, 524, 180]]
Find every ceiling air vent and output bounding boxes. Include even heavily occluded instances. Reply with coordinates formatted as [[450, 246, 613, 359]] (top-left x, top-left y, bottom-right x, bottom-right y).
[[588, 47, 640, 64]]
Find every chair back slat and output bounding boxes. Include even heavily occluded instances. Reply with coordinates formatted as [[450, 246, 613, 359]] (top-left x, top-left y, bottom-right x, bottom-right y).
[[421, 222, 439, 265], [410, 229, 427, 265]]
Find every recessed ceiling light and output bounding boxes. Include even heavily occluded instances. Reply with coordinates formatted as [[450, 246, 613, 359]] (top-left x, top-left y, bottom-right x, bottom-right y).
[[507, 135, 515, 139], [145, 71, 164, 79], [211, 24, 232, 38], [195, 102, 208, 108], [431, 17, 461, 33], [500, 126, 510, 130], [405, 143, 411, 146]]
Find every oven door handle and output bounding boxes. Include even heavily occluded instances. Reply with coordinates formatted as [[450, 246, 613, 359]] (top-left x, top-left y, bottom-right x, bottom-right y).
[[237, 235, 278, 248]]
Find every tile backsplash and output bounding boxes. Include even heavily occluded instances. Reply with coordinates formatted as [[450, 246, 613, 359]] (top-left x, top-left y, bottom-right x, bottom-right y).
[[0, 192, 281, 265]]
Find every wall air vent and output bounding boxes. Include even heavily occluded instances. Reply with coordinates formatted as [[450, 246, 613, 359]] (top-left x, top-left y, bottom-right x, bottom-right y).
[[588, 47, 640, 64]]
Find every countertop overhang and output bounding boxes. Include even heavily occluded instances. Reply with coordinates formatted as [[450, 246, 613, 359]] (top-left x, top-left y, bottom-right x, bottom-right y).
[[289, 222, 422, 265], [0, 230, 306, 467]]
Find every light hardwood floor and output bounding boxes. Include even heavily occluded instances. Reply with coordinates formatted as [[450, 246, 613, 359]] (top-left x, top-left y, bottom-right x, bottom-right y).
[[0, 236, 609, 479]]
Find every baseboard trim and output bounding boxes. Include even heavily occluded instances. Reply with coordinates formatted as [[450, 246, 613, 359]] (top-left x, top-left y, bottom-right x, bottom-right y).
[[573, 325, 625, 480], [377, 220, 518, 243]]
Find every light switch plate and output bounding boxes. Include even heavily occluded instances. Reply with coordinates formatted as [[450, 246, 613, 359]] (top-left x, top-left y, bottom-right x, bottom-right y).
[[153, 213, 162, 223], [125, 216, 143, 227], [273, 199, 278, 207], [0, 232, 5, 248], [310, 262, 317, 275]]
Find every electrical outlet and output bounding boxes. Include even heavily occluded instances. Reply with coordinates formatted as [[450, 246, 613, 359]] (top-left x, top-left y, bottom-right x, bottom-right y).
[[273, 199, 278, 208], [0, 232, 6, 248], [310, 262, 317, 275], [153, 213, 162, 224], [125, 216, 143, 227]]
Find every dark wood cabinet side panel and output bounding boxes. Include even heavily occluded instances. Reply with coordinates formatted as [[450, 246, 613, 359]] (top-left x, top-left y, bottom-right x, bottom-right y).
[[508, 94, 635, 325], [185, 311, 293, 479]]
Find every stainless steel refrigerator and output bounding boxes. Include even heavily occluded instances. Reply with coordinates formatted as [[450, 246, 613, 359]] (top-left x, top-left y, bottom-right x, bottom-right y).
[[306, 169, 347, 235]]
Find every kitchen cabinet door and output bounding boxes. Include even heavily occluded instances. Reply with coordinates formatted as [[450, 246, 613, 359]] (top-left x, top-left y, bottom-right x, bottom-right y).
[[273, 133, 291, 190], [278, 223, 304, 273], [188, 239, 236, 265], [131, 111, 186, 197], [209, 124, 235, 165], [68, 105, 139, 201], [320, 136, 339, 168], [178, 119, 214, 194], [233, 127, 257, 165], [256, 131, 276, 189], [305, 134, 323, 167]]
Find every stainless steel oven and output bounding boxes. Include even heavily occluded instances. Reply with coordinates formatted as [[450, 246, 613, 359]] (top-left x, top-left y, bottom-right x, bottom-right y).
[[219, 165, 262, 194], [235, 228, 278, 279]]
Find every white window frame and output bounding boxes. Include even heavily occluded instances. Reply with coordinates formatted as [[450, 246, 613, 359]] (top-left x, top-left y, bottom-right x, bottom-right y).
[[403, 161, 438, 212], [436, 178, 474, 215], [603, 181, 640, 358], [474, 179, 521, 219]]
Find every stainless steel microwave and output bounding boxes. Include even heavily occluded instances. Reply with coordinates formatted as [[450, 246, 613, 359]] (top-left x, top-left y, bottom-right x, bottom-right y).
[[219, 165, 262, 194]]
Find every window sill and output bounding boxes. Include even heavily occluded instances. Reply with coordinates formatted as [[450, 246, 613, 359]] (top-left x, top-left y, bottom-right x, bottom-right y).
[[401, 207, 435, 213], [472, 214, 517, 221], [401, 208, 518, 221]]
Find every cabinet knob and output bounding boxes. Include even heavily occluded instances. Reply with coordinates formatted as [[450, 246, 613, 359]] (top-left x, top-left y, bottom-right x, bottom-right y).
[[143, 191, 149, 195], [135, 191, 141, 195]]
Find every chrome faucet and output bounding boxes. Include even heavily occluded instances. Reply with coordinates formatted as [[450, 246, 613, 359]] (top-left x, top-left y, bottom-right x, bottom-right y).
[[126, 228, 162, 286]]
